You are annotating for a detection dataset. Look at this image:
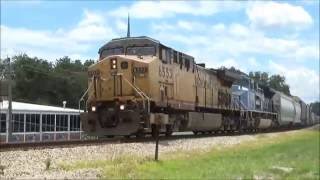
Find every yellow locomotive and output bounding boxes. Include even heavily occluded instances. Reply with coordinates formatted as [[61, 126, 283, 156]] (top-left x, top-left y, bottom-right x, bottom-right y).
[[80, 36, 244, 137]]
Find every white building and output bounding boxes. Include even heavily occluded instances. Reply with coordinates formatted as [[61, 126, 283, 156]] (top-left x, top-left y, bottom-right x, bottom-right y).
[[0, 101, 82, 143]]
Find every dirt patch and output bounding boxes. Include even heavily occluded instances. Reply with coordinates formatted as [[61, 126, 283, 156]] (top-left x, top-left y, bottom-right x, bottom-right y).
[[271, 166, 293, 173]]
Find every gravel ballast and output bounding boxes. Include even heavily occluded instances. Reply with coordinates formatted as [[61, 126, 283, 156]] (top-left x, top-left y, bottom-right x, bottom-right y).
[[0, 129, 307, 179]]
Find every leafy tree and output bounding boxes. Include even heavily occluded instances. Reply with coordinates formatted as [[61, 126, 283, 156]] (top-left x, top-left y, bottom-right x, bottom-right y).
[[84, 59, 95, 69], [5, 54, 94, 108], [0, 58, 10, 97], [249, 71, 290, 96], [55, 56, 72, 71], [219, 68, 291, 96], [268, 74, 290, 96], [248, 71, 269, 86], [0, 58, 9, 79], [12, 54, 54, 104], [52, 56, 89, 107], [219, 66, 244, 75]]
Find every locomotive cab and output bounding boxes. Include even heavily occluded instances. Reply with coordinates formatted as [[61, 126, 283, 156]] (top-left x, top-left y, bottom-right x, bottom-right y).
[[83, 55, 154, 136], [82, 37, 159, 136]]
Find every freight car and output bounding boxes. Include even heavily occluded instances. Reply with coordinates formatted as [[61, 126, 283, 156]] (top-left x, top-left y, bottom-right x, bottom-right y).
[[272, 92, 301, 126], [80, 36, 316, 137], [293, 96, 308, 126]]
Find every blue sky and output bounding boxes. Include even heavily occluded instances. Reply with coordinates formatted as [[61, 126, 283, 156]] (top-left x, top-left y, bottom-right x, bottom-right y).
[[1, 0, 319, 103]]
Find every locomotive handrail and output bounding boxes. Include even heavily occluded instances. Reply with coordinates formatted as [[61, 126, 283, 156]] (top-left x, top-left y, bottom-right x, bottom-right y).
[[121, 75, 150, 114], [131, 82, 149, 99], [134, 84, 151, 114], [123, 77, 150, 113], [232, 95, 242, 110], [78, 78, 94, 112], [120, 76, 144, 98], [239, 101, 247, 110], [132, 83, 150, 101]]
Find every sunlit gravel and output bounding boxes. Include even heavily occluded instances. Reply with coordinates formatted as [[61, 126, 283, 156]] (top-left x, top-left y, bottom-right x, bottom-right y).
[[0, 128, 305, 179]]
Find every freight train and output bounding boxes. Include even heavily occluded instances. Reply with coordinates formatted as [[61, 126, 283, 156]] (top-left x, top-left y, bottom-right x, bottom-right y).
[[80, 36, 318, 137]]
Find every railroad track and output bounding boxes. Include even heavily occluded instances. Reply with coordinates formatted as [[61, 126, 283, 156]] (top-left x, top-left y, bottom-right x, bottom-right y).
[[0, 126, 308, 152]]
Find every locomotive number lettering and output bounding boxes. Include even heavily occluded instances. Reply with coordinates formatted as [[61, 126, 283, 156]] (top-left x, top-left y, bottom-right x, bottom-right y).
[[134, 67, 148, 74], [158, 65, 173, 79]]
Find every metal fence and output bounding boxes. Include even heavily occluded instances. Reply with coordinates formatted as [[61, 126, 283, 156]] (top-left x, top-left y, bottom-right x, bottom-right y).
[[0, 112, 82, 143]]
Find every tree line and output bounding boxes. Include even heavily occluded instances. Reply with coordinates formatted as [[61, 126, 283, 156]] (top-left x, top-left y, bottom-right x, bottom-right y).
[[222, 67, 319, 116], [1, 54, 94, 108], [248, 71, 319, 115], [0, 54, 318, 115], [248, 71, 291, 96], [221, 67, 291, 96]]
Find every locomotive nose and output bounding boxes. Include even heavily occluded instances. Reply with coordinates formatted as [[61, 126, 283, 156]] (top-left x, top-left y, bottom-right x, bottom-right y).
[[107, 57, 134, 98], [98, 109, 120, 128]]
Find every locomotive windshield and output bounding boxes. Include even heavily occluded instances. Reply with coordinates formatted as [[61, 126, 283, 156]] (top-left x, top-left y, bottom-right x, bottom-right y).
[[100, 46, 156, 59], [127, 46, 156, 56], [100, 47, 124, 59]]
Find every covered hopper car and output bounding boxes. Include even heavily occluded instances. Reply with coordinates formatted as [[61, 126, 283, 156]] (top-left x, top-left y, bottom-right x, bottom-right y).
[[272, 92, 302, 126]]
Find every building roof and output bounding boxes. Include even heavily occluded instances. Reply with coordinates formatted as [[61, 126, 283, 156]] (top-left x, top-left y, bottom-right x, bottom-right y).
[[0, 101, 81, 113]]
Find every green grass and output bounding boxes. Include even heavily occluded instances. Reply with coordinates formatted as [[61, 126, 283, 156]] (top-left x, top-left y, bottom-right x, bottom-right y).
[[60, 129, 320, 179]]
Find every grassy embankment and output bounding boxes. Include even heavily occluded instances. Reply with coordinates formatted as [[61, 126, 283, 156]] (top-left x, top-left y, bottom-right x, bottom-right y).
[[60, 128, 320, 179]]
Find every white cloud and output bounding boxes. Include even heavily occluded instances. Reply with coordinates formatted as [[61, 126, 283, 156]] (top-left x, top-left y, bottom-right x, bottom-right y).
[[151, 20, 319, 102], [248, 57, 259, 67], [228, 23, 250, 37], [268, 60, 319, 103], [1, 2, 318, 102], [151, 22, 176, 32], [109, 1, 244, 19], [217, 58, 241, 69], [151, 20, 207, 33], [211, 23, 226, 32], [115, 20, 127, 32], [78, 10, 105, 27], [247, 2, 313, 29], [68, 11, 115, 42], [153, 21, 318, 62], [177, 21, 206, 31], [1, 10, 117, 60]]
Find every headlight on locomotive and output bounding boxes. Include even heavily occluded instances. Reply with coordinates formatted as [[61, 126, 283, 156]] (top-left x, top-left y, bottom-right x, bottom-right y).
[[110, 58, 117, 69], [91, 106, 96, 112]]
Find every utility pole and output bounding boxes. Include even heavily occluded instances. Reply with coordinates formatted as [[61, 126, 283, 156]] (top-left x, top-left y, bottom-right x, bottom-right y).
[[6, 57, 12, 143]]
